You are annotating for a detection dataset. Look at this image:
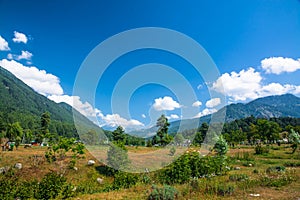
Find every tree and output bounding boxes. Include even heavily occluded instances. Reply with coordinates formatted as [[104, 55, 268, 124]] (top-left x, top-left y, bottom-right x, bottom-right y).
[[214, 135, 228, 156], [112, 126, 125, 142], [289, 129, 300, 154], [107, 141, 130, 171], [37, 112, 50, 143], [192, 122, 208, 146], [155, 114, 170, 146], [5, 122, 23, 150]]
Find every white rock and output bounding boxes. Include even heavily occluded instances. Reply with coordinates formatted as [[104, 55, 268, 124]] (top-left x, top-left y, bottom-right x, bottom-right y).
[[248, 163, 253, 167], [249, 193, 260, 197], [234, 167, 241, 170], [97, 177, 103, 184], [15, 163, 22, 169], [87, 160, 95, 166], [73, 167, 78, 171]]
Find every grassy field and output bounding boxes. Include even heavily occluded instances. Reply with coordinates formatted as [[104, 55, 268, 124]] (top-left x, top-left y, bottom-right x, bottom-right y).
[[0, 144, 300, 199]]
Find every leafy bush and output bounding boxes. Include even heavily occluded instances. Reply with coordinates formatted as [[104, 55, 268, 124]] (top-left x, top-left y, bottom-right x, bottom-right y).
[[36, 172, 75, 199], [254, 144, 269, 155], [229, 174, 249, 181], [147, 185, 179, 200], [112, 171, 139, 189], [158, 152, 229, 184], [266, 166, 285, 173]]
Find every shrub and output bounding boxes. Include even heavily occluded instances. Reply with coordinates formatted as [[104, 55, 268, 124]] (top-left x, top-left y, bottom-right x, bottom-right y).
[[35, 172, 74, 199], [255, 144, 269, 155], [229, 174, 249, 181], [266, 166, 285, 173], [147, 185, 179, 200], [112, 171, 139, 189]]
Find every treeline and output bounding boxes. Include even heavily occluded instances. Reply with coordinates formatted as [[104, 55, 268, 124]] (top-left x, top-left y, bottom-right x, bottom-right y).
[[179, 116, 300, 146]]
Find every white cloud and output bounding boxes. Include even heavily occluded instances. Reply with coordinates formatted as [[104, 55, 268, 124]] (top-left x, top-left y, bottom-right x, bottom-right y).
[[0, 59, 63, 96], [99, 114, 144, 130], [193, 108, 217, 118], [153, 96, 181, 111], [17, 50, 33, 60], [7, 53, 13, 60], [212, 67, 300, 102], [206, 98, 221, 108], [166, 114, 179, 120], [13, 31, 28, 44], [260, 83, 300, 97], [192, 100, 202, 107], [48, 95, 101, 117], [142, 114, 146, 118], [261, 57, 300, 74], [0, 36, 10, 51], [212, 68, 262, 101]]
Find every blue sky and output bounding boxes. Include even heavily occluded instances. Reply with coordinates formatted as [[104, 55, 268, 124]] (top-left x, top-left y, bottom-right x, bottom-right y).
[[0, 0, 300, 131]]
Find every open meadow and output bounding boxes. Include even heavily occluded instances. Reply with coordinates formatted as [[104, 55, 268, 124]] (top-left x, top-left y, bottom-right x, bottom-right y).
[[1, 144, 300, 200]]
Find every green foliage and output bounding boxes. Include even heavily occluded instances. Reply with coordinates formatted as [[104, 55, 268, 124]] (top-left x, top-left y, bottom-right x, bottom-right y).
[[192, 122, 208, 146], [5, 122, 23, 142], [214, 135, 228, 156], [229, 174, 249, 181], [289, 129, 300, 154], [45, 136, 85, 167], [266, 166, 286, 173], [147, 185, 179, 200], [0, 171, 74, 200], [254, 143, 269, 155], [159, 152, 229, 184], [35, 172, 75, 199], [107, 142, 130, 171], [154, 114, 171, 146], [112, 171, 139, 189]]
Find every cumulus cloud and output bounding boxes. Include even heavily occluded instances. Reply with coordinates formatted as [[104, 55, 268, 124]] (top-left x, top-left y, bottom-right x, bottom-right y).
[[153, 96, 181, 111], [166, 114, 180, 120], [99, 113, 144, 130], [212, 67, 300, 102], [48, 95, 101, 117], [0, 59, 63, 96], [13, 31, 28, 44], [49, 94, 144, 130], [0, 36, 10, 51], [193, 108, 217, 118], [142, 114, 146, 118], [206, 98, 221, 108], [261, 57, 300, 74], [17, 50, 33, 60], [192, 100, 202, 107], [212, 68, 262, 101]]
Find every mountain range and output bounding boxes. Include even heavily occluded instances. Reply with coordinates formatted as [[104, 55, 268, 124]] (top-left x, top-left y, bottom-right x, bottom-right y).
[[130, 94, 300, 137], [1, 65, 300, 139]]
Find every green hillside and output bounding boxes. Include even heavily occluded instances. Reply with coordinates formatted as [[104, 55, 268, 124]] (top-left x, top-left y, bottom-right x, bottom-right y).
[[0, 66, 104, 138]]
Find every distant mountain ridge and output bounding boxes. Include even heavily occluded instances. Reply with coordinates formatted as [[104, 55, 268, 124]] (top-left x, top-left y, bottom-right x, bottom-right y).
[[0, 66, 103, 138], [168, 93, 300, 133], [131, 94, 300, 137]]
